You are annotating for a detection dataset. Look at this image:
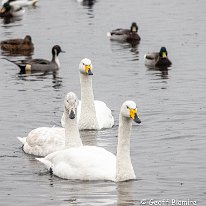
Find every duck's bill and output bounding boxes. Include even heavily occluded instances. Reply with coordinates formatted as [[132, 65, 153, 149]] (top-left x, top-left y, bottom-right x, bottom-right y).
[[0, 7, 6, 13], [162, 52, 167, 58], [61, 50, 66, 53]]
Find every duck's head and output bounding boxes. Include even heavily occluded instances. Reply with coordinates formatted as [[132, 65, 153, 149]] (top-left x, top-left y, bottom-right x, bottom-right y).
[[79, 58, 93, 75], [130, 22, 138, 33], [121, 101, 141, 124], [159, 47, 168, 58], [52, 45, 65, 56], [1, 3, 12, 13], [64, 92, 79, 119], [24, 35, 32, 43]]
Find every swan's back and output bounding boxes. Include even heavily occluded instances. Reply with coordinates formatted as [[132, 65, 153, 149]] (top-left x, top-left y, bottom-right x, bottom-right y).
[[42, 146, 116, 181], [23, 127, 65, 156]]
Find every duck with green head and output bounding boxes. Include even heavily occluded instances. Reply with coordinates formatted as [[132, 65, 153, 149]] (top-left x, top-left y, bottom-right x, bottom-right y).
[[144, 47, 172, 68], [0, 2, 25, 17]]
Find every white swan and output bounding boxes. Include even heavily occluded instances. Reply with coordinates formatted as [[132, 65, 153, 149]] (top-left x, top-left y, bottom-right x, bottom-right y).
[[61, 58, 114, 130], [2, 0, 38, 7], [17, 92, 82, 157], [36, 100, 141, 182]]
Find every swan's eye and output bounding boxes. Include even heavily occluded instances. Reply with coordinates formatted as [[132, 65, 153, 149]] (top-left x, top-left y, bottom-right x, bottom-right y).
[[126, 106, 129, 109], [82, 63, 85, 66]]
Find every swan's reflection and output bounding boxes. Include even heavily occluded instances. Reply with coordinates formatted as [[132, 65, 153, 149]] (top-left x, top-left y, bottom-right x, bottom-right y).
[[117, 181, 136, 205]]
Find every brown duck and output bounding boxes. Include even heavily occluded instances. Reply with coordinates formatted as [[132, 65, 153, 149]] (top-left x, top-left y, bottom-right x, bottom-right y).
[[0, 35, 34, 52]]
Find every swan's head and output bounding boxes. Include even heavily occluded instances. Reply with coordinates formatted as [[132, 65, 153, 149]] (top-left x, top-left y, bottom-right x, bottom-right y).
[[52, 45, 65, 56], [79, 58, 93, 75], [121, 101, 141, 124], [64, 92, 79, 119]]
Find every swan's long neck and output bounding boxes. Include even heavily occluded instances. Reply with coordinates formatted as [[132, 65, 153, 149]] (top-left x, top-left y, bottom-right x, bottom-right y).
[[116, 115, 136, 182], [79, 73, 99, 129], [64, 109, 82, 147]]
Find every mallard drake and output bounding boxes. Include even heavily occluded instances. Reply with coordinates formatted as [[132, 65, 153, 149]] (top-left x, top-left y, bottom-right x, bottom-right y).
[[107, 22, 141, 43], [144, 47, 172, 67], [0, 35, 34, 52], [0, 2, 25, 17], [3, 45, 65, 73], [2, 0, 38, 7]]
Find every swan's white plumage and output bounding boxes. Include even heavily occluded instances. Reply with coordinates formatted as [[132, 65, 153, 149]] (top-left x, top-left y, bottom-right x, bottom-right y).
[[37, 101, 141, 182], [61, 58, 114, 130], [18, 127, 65, 156], [37, 146, 116, 181], [17, 92, 82, 157], [61, 100, 114, 130]]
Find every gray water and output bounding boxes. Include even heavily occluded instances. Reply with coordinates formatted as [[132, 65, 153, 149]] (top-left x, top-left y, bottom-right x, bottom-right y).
[[0, 0, 206, 205]]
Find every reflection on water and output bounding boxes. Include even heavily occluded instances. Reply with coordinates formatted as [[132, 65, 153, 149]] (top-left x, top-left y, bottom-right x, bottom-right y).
[[146, 65, 170, 79], [17, 71, 63, 89], [110, 41, 139, 61], [117, 181, 137, 206], [0, 16, 23, 25]]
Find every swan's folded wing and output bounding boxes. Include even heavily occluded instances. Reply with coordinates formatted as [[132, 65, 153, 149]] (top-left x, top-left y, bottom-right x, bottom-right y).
[[94, 100, 114, 129], [26, 127, 64, 147]]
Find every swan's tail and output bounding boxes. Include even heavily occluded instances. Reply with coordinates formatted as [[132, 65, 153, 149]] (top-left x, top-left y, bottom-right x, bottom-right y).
[[106, 32, 111, 37], [36, 158, 53, 170], [16, 136, 26, 144]]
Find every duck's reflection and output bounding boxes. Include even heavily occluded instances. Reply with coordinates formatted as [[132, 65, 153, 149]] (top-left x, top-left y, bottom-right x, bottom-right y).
[[17, 71, 63, 89], [110, 41, 140, 61], [146, 65, 169, 79]]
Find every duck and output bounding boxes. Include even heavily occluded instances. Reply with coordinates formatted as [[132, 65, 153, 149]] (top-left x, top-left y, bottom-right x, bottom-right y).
[[107, 22, 141, 43], [2, 0, 38, 7], [0, 2, 25, 17], [144, 47, 172, 68], [17, 92, 83, 157], [36, 100, 141, 182], [0, 35, 34, 52], [61, 58, 114, 130], [3, 45, 65, 73]]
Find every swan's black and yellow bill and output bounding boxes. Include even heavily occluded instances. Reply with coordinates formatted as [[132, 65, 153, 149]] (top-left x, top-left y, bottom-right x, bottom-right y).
[[130, 108, 141, 124], [85, 65, 93, 75]]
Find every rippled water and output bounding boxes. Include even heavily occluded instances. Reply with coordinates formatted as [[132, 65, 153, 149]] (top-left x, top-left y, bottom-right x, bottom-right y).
[[0, 0, 206, 205]]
